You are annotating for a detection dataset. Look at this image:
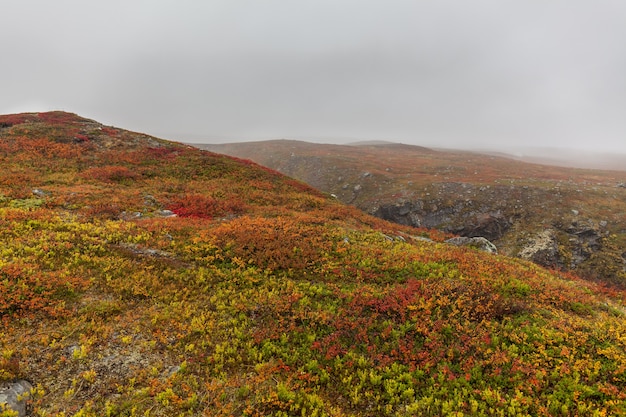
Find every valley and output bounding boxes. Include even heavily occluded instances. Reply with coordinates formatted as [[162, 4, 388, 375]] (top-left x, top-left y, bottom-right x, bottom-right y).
[[200, 140, 626, 286]]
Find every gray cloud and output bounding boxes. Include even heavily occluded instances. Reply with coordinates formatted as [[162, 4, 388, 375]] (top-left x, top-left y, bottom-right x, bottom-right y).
[[2, 0, 626, 153]]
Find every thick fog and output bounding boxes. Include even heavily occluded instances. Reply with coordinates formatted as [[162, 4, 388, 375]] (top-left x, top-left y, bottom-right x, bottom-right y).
[[2, 0, 626, 154]]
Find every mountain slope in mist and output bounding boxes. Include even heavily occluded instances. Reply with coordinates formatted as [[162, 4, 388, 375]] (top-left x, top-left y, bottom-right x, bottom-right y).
[[200, 140, 626, 286], [1, 113, 625, 415]]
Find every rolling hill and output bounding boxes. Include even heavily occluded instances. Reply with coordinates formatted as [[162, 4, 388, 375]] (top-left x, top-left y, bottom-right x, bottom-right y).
[[1, 112, 625, 416], [199, 140, 626, 287]]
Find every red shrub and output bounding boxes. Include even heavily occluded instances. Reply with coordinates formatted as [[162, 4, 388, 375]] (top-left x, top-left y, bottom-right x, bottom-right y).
[[168, 193, 246, 219], [0, 113, 38, 127], [36, 111, 85, 124], [146, 146, 180, 160], [101, 127, 119, 136]]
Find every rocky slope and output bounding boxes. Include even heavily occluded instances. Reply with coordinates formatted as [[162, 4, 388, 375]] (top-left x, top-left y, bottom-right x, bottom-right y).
[[200, 140, 626, 286]]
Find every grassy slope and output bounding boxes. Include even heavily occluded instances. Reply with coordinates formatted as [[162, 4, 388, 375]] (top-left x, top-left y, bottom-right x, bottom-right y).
[[200, 140, 626, 286], [0, 113, 625, 416]]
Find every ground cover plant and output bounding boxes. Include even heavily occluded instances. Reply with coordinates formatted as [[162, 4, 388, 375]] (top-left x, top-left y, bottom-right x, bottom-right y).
[[0, 112, 625, 416]]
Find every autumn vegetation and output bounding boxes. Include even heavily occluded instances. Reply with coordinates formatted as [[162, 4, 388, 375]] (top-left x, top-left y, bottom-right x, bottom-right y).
[[200, 140, 626, 287], [0, 112, 625, 416]]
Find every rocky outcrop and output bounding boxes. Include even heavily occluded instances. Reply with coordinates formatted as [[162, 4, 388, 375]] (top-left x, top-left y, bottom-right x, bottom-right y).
[[518, 229, 563, 268], [445, 236, 498, 254], [370, 183, 522, 241], [562, 220, 604, 268], [368, 182, 623, 282], [517, 220, 606, 271], [0, 380, 32, 417]]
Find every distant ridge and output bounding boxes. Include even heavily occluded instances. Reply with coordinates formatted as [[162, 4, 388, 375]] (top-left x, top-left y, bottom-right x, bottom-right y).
[[513, 148, 626, 171], [346, 140, 397, 146], [349, 141, 434, 153]]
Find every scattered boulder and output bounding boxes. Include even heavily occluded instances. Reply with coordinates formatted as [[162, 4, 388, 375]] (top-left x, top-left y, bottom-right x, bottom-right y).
[[446, 236, 497, 254], [0, 380, 32, 417]]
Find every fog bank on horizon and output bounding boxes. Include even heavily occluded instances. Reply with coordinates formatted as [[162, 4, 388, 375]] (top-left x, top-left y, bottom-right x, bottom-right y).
[[2, 1, 626, 155]]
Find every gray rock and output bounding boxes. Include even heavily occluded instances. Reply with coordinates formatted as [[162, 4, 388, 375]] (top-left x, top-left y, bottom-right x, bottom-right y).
[[31, 188, 49, 197], [0, 380, 32, 417], [372, 183, 513, 241], [517, 229, 562, 269], [407, 234, 433, 243], [157, 209, 176, 217], [167, 365, 181, 376], [445, 236, 497, 254]]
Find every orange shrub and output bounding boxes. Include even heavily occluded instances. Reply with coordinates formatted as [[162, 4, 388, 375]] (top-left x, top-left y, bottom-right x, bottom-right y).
[[210, 215, 333, 271], [81, 165, 139, 183], [0, 262, 88, 318]]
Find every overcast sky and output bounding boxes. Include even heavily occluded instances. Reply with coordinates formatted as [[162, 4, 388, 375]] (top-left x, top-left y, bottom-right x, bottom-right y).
[[2, 1, 626, 153]]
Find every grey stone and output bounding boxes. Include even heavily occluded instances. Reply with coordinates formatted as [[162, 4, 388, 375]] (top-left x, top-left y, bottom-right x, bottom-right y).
[[517, 229, 563, 269], [0, 380, 32, 417], [157, 209, 176, 217], [31, 188, 49, 197], [445, 236, 497, 254]]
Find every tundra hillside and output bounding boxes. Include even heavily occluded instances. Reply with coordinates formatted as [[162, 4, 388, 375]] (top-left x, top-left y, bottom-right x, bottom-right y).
[[201, 140, 626, 287], [1, 112, 625, 416]]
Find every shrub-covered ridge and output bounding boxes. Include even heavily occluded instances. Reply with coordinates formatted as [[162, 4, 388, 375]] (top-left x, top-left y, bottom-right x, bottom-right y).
[[0, 112, 625, 416]]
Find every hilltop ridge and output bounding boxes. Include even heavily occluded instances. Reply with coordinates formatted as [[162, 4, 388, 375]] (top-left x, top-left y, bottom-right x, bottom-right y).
[[1, 112, 625, 416]]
